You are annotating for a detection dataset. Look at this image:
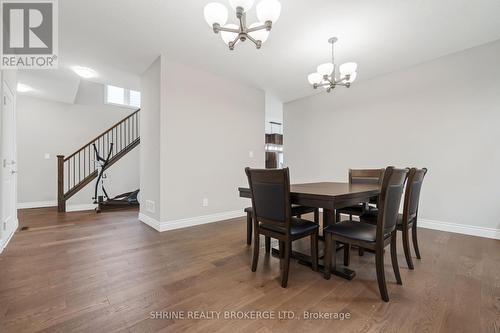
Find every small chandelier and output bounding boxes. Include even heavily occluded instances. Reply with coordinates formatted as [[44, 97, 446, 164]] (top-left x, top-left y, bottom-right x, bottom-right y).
[[308, 37, 358, 93], [204, 0, 281, 50]]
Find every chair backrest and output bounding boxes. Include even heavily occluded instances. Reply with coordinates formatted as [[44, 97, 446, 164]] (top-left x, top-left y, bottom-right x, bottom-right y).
[[245, 167, 291, 231], [402, 168, 428, 225], [349, 168, 385, 185], [376, 167, 409, 240]]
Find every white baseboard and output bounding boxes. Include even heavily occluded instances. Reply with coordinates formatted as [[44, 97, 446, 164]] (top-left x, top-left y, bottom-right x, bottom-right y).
[[418, 218, 500, 240], [139, 210, 246, 232], [17, 201, 56, 209], [138, 212, 161, 231], [66, 204, 97, 212], [332, 207, 499, 240], [0, 218, 18, 254], [17, 201, 96, 212]]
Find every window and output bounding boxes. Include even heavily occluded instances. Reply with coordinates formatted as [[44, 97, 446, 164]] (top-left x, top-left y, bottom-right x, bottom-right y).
[[106, 85, 125, 105], [105, 85, 141, 108], [129, 90, 141, 108]]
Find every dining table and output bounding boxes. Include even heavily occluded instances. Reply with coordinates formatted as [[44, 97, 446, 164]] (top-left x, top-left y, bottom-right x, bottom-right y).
[[238, 182, 380, 280]]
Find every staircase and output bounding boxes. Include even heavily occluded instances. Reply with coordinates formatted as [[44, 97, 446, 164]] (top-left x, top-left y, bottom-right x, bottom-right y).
[[57, 109, 140, 212]]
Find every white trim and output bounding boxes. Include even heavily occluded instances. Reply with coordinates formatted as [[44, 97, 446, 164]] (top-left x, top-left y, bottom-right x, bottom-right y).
[[139, 210, 246, 232], [327, 206, 499, 240], [418, 218, 500, 240], [17, 201, 57, 209], [0, 218, 18, 254], [138, 212, 161, 231], [17, 201, 96, 212], [66, 204, 97, 212]]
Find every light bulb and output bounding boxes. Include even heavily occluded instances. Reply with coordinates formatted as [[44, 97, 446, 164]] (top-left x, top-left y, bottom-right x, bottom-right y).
[[307, 73, 322, 85], [321, 80, 331, 89], [220, 24, 239, 45], [248, 22, 269, 43], [72, 66, 97, 79], [256, 0, 281, 23], [339, 62, 358, 76], [317, 63, 334, 77], [346, 71, 357, 83], [228, 0, 255, 11], [204, 2, 228, 27]]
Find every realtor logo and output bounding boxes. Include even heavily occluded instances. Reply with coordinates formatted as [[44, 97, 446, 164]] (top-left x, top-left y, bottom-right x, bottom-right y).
[[1, 0, 58, 69]]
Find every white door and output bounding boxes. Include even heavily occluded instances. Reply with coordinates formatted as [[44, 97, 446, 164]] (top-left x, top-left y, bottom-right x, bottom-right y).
[[1, 82, 17, 244]]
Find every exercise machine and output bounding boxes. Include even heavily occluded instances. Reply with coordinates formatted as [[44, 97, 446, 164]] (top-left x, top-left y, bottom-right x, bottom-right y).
[[93, 143, 139, 213]]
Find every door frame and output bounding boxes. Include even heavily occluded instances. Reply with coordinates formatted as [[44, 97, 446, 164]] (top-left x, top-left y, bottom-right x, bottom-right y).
[[0, 78, 18, 252]]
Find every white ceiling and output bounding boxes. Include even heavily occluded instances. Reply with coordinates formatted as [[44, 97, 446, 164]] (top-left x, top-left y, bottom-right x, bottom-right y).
[[18, 0, 500, 103]]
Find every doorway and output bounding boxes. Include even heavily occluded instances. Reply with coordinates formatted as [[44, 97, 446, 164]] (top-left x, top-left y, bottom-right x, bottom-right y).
[[1, 81, 18, 250]]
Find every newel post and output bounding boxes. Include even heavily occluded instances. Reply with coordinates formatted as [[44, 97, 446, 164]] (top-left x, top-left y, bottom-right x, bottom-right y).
[[57, 155, 66, 212]]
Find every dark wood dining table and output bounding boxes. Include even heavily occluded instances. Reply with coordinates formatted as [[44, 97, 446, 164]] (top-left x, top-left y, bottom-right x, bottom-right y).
[[238, 182, 380, 280]]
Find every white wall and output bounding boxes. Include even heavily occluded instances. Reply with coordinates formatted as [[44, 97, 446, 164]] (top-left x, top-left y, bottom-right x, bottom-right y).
[[284, 40, 500, 234], [162, 60, 265, 222], [16, 81, 140, 209], [139, 56, 162, 221], [139, 57, 265, 230]]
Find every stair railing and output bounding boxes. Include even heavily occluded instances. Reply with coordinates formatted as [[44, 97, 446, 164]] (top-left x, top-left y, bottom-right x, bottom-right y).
[[57, 109, 140, 212]]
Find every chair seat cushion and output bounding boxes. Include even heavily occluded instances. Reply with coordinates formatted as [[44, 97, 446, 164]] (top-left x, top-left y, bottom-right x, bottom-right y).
[[244, 205, 316, 217], [324, 220, 379, 243], [260, 217, 318, 236]]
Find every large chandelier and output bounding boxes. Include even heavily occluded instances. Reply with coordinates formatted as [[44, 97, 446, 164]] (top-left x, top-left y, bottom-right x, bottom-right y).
[[204, 0, 281, 50], [308, 37, 358, 93]]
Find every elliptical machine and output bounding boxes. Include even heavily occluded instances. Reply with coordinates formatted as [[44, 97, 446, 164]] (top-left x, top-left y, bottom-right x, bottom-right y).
[[93, 143, 139, 213]]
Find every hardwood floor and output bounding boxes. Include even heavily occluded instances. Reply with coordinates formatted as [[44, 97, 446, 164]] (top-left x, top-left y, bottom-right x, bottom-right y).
[[1, 208, 499, 333]]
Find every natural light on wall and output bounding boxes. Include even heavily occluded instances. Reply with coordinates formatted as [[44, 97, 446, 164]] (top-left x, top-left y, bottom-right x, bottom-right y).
[[105, 85, 141, 108]]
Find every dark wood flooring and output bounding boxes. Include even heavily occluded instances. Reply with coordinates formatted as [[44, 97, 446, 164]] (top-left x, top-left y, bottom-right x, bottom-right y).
[[0, 208, 499, 332]]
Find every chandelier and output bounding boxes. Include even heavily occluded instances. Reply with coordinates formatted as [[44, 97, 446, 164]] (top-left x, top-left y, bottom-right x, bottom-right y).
[[204, 0, 281, 50], [308, 37, 358, 93]]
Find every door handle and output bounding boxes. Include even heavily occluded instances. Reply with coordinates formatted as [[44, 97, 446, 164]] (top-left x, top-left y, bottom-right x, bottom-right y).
[[2, 159, 16, 167], [11, 170, 17, 175]]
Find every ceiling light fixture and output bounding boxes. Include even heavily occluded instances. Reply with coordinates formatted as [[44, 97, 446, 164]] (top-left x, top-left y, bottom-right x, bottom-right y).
[[308, 37, 358, 93], [17, 83, 33, 93], [204, 0, 281, 50], [72, 66, 97, 79]]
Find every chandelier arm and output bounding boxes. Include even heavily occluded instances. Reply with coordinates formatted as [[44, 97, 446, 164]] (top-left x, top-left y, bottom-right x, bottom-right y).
[[246, 34, 262, 49], [239, 11, 246, 32], [331, 40, 336, 80], [217, 27, 241, 33], [231, 34, 241, 45], [247, 24, 268, 33], [335, 73, 351, 83]]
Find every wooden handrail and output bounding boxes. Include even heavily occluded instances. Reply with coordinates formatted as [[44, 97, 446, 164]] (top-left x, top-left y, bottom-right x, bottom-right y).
[[64, 109, 140, 162]]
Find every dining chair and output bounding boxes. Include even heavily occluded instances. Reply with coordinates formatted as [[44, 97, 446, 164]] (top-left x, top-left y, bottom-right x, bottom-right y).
[[335, 168, 385, 222], [244, 205, 319, 247], [323, 166, 408, 302], [245, 167, 319, 288], [360, 168, 428, 270]]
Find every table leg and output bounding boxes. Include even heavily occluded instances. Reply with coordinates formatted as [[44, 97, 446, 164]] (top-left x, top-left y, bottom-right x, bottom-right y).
[[321, 208, 356, 280]]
